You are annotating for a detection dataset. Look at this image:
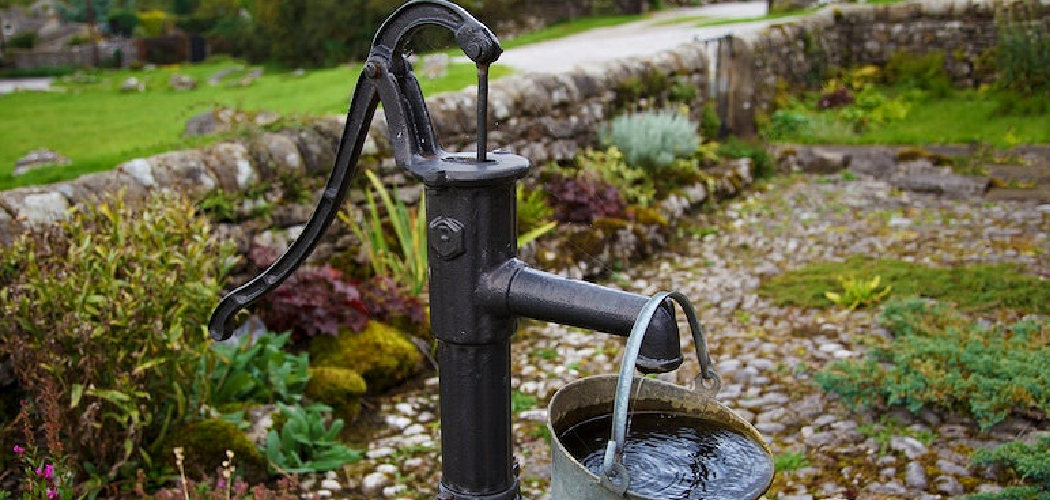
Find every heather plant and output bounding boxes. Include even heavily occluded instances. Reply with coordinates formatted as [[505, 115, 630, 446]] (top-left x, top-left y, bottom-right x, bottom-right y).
[[816, 299, 1050, 430], [599, 109, 700, 172], [543, 172, 627, 224], [0, 192, 235, 487], [6, 443, 77, 500], [338, 169, 428, 297], [248, 247, 424, 343]]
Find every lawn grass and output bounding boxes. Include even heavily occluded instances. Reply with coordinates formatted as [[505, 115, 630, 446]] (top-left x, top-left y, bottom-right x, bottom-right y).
[[758, 256, 1050, 314], [0, 57, 512, 190], [774, 90, 1050, 147]]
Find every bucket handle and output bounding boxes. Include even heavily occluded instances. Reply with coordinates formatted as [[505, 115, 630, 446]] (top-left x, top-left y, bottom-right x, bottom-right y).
[[599, 291, 722, 495]]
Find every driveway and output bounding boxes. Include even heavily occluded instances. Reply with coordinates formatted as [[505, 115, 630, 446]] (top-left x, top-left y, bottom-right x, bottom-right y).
[[480, 1, 772, 74]]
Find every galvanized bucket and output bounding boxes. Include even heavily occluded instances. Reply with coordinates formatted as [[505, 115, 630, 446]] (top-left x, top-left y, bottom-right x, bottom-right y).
[[548, 292, 773, 500]]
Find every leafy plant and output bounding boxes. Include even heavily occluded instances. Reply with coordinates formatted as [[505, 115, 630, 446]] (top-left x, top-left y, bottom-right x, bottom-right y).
[[0, 191, 235, 485], [774, 451, 810, 473], [824, 275, 892, 309], [993, 5, 1050, 97], [196, 332, 311, 407], [600, 109, 700, 171], [516, 185, 558, 247], [250, 250, 371, 341], [544, 172, 627, 224], [264, 403, 362, 474], [338, 169, 428, 297], [816, 299, 1050, 430], [511, 391, 538, 414], [699, 102, 722, 141], [7, 443, 77, 500], [717, 138, 773, 179], [197, 190, 239, 222], [884, 51, 954, 98], [970, 434, 1050, 500], [577, 146, 657, 207], [762, 109, 812, 141]]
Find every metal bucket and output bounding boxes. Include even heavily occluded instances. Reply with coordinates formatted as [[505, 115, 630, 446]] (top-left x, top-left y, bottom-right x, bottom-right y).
[[547, 292, 773, 500]]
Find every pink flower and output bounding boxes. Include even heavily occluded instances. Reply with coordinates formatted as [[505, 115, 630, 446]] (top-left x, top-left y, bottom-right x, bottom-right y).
[[35, 467, 44, 477], [47, 488, 58, 499], [13, 445, 25, 454], [44, 464, 55, 478]]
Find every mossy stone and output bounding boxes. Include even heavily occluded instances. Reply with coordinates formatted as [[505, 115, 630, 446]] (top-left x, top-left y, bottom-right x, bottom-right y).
[[162, 418, 269, 484], [305, 366, 367, 420], [309, 321, 422, 393], [628, 207, 668, 228]]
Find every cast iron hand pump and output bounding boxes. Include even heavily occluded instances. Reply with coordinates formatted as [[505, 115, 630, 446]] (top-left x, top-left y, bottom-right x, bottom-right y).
[[208, 2, 699, 499]]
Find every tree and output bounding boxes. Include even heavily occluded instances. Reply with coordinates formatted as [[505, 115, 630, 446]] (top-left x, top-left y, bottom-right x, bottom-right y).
[[60, 0, 113, 24], [249, 0, 383, 67]]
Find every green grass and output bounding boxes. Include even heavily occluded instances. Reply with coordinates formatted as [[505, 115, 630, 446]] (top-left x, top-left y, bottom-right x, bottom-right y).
[[696, 9, 814, 27], [0, 57, 512, 190], [770, 89, 1050, 147], [759, 256, 1050, 314]]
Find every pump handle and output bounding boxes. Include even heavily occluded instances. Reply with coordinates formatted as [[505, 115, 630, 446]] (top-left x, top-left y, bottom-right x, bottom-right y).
[[208, 0, 501, 340]]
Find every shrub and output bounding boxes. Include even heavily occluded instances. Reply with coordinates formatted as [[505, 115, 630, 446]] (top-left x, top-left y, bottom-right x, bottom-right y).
[[699, 102, 722, 141], [0, 192, 235, 485], [577, 146, 657, 207], [249, 247, 423, 344], [544, 172, 627, 224], [970, 434, 1050, 500], [7, 32, 38, 49], [600, 109, 700, 171], [816, 299, 1050, 430], [817, 87, 855, 109], [309, 321, 423, 394], [884, 51, 954, 98], [994, 5, 1050, 96], [717, 138, 773, 179], [762, 109, 812, 142]]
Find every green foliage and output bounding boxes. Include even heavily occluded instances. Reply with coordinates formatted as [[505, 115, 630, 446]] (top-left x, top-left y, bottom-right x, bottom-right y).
[[700, 102, 722, 141], [884, 51, 954, 98], [196, 332, 311, 407], [137, 9, 173, 37], [994, 5, 1050, 96], [516, 184, 557, 246], [717, 138, 773, 179], [970, 435, 1050, 500], [339, 169, 428, 297], [577, 146, 657, 207], [816, 299, 1050, 430], [824, 275, 892, 310], [774, 451, 810, 472], [600, 109, 700, 172], [108, 9, 139, 37], [759, 256, 1050, 315], [0, 192, 235, 484], [857, 415, 936, 454], [264, 403, 363, 474], [511, 390, 538, 414], [196, 189, 239, 222], [762, 109, 812, 141]]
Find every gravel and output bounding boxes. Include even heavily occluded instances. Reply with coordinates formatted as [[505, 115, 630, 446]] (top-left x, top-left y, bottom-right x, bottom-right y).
[[304, 173, 1050, 500]]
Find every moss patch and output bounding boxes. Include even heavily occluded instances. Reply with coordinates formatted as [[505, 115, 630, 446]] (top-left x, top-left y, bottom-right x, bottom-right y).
[[161, 418, 269, 484], [758, 256, 1050, 314], [309, 321, 422, 393], [304, 366, 367, 421]]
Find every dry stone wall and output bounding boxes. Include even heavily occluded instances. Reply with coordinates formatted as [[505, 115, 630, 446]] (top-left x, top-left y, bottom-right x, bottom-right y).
[[1, 0, 1040, 267]]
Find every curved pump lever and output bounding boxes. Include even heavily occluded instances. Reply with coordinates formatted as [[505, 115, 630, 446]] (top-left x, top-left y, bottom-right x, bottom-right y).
[[209, 0, 501, 340]]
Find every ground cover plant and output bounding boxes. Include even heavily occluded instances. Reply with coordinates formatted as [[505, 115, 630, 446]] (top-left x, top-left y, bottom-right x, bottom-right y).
[[0, 58, 513, 190], [815, 299, 1050, 430], [758, 256, 1050, 315]]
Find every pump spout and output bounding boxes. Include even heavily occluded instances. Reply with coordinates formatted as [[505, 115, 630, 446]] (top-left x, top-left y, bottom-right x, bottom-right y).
[[481, 260, 683, 373]]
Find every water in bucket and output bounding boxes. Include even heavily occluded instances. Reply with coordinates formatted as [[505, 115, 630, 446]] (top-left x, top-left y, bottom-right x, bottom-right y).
[[558, 411, 773, 500]]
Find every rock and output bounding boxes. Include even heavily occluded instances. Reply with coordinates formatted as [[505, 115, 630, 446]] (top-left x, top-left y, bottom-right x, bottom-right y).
[[185, 111, 222, 137], [208, 66, 241, 86], [935, 475, 964, 496], [169, 74, 198, 91], [905, 460, 928, 489], [13, 148, 71, 176], [890, 435, 928, 459], [805, 148, 852, 174], [360, 471, 392, 496], [120, 76, 145, 92], [935, 459, 970, 476]]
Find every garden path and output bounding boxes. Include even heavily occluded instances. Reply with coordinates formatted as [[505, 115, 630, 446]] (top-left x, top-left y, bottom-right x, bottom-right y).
[[328, 173, 1050, 500]]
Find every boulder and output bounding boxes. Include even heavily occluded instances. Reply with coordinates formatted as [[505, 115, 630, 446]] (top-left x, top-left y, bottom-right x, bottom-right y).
[[168, 74, 198, 91], [13, 148, 70, 176], [120, 76, 145, 92]]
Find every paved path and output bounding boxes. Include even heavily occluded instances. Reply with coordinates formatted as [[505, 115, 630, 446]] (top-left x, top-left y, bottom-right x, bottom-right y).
[[479, 1, 773, 74]]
